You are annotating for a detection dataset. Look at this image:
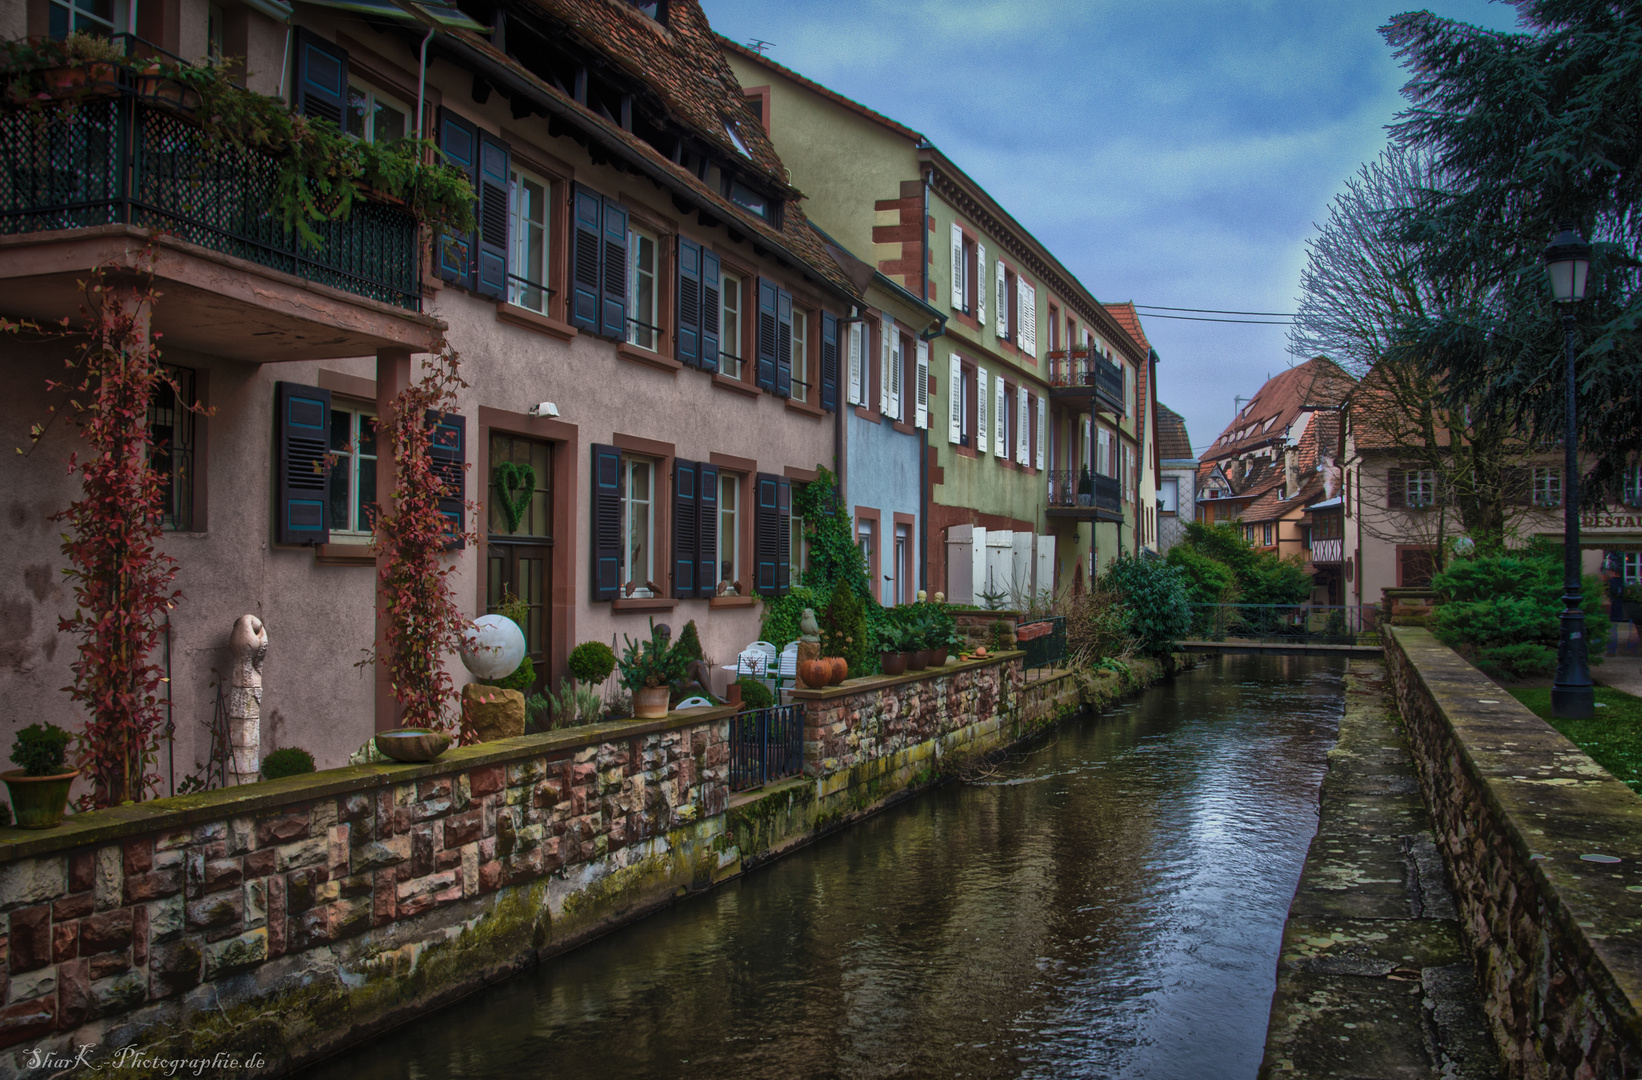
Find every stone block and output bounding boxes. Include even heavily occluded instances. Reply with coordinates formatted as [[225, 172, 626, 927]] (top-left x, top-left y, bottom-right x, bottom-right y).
[[148, 895, 183, 941], [8, 905, 51, 973], [256, 810, 310, 847], [51, 891, 93, 922], [243, 849, 277, 879], [123, 866, 183, 905], [147, 939, 202, 998], [131, 905, 147, 966], [9, 965, 55, 1001], [470, 764, 506, 798], [461, 684, 526, 743], [0, 994, 55, 1050], [373, 871, 396, 926], [88, 949, 129, 979], [444, 809, 483, 850], [201, 857, 243, 894], [185, 893, 241, 932], [57, 957, 90, 1027], [0, 858, 66, 916], [88, 970, 145, 1016], [52, 920, 77, 963], [338, 792, 373, 823], [228, 815, 255, 855], [352, 835, 411, 872], [284, 867, 328, 913], [329, 824, 351, 876], [310, 800, 338, 832], [244, 878, 267, 929], [266, 877, 287, 958], [79, 909, 132, 954], [276, 835, 328, 872], [203, 928, 267, 979], [121, 838, 153, 877]]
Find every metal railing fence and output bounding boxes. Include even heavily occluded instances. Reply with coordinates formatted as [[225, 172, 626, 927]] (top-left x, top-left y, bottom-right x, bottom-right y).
[[1018, 615, 1067, 669], [1187, 603, 1376, 644], [729, 703, 804, 792]]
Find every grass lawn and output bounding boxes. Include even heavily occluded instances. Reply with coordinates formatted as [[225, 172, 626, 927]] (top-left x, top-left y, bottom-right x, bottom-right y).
[[1510, 685, 1642, 796]]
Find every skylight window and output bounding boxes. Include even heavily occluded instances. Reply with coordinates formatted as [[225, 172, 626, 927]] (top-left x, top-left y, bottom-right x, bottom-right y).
[[724, 122, 751, 159]]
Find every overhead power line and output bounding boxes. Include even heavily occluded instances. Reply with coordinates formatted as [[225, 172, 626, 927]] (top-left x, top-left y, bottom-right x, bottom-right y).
[[1135, 304, 1298, 317], [1137, 313, 1292, 325]]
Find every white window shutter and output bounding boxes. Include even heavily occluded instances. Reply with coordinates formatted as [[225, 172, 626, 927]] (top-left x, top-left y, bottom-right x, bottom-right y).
[[1020, 280, 1037, 356], [1083, 417, 1091, 469], [977, 366, 989, 451], [847, 322, 863, 405], [880, 316, 893, 414], [975, 242, 987, 327], [995, 258, 1007, 338], [915, 339, 930, 429], [1017, 388, 1030, 465], [950, 224, 964, 312], [948, 353, 962, 444], [1036, 394, 1046, 469], [889, 337, 903, 420], [994, 376, 1007, 457]]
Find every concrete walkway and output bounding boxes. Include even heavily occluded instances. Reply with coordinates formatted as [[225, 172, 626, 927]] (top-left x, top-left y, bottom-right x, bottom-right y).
[[1259, 658, 1503, 1080], [1596, 656, 1642, 698]]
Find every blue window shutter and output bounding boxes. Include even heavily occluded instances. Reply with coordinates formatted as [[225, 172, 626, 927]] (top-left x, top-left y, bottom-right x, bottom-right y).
[[697, 463, 718, 597], [776, 477, 792, 592], [600, 198, 629, 340], [819, 311, 839, 412], [426, 410, 466, 550], [437, 109, 478, 289], [474, 131, 511, 300], [591, 445, 621, 600], [673, 459, 698, 598], [700, 249, 721, 374], [756, 278, 778, 392], [570, 184, 602, 332], [755, 472, 779, 593], [775, 288, 793, 399], [293, 29, 346, 127], [676, 237, 702, 368], [275, 382, 331, 545]]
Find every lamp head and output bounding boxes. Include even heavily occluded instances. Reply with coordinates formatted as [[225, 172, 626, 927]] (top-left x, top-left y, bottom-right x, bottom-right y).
[[1543, 222, 1591, 304]]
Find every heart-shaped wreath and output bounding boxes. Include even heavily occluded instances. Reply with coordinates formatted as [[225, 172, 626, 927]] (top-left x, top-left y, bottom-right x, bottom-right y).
[[493, 461, 536, 533]]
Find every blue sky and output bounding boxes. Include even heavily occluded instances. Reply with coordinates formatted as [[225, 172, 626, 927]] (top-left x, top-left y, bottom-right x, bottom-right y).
[[699, 0, 1524, 455]]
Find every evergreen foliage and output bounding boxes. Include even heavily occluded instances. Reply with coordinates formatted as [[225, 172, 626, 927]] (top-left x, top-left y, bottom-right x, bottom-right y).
[[758, 586, 820, 651], [736, 677, 775, 711], [792, 467, 870, 602], [673, 620, 704, 663], [822, 578, 868, 675], [1099, 556, 1194, 657], [1430, 545, 1610, 680], [260, 747, 315, 780], [567, 641, 616, 686], [10, 722, 71, 778]]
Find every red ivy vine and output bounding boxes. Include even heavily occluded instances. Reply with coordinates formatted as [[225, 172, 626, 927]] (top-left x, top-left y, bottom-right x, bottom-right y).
[[368, 343, 475, 731]]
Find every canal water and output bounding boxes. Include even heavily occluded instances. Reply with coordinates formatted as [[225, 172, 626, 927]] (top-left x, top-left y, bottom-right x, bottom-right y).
[[306, 653, 1345, 1080]]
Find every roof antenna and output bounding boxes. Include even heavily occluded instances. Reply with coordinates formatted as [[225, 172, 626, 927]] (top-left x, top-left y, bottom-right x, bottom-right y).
[[1234, 394, 1249, 415], [747, 38, 776, 55]]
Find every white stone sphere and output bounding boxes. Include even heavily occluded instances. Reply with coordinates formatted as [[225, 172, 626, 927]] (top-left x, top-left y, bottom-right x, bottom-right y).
[[460, 614, 527, 679]]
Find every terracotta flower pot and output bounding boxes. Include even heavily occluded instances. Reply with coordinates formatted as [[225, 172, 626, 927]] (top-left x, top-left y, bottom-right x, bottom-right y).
[[907, 649, 930, 672], [932, 647, 949, 667], [725, 681, 743, 706], [828, 657, 848, 685], [633, 686, 670, 718], [2, 769, 78, 829], [880, 651, 907, 677]]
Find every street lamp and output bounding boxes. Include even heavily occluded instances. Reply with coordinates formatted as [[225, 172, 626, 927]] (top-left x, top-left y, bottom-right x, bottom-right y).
[[1544, 222, 1593, 720]]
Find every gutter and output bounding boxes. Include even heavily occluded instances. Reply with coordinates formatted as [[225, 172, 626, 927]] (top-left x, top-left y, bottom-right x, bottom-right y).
[[919, 166, 931, 595]]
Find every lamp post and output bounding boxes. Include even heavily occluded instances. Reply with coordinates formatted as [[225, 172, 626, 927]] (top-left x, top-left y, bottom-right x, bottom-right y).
[[1544, 222, 1593, 720]]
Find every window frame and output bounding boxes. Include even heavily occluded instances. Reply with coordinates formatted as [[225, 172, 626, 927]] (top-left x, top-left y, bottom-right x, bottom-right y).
[[618, 453, 657, 593], [149, 362, 201, 533], [1406, 468, 1437, 509], [790, 306, 810, 404], [345, 77, 410, 145], [627, 225, 660, 352], [1003, 265, 1018, 343], [48, 0, 117, 39], [718, 470, 742, 592], [327, 400, 378, 540], [507, 165, 554, 315], [720, 269, 745, 380], [1624, 465, 1642, 508]]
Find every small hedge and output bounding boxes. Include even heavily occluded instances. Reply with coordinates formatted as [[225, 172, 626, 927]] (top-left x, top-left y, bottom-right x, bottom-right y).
[[261, 747, 316, 780]]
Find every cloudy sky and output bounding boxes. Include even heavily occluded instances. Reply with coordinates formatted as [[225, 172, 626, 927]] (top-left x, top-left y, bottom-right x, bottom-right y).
[[699, 0, 1524, 455]]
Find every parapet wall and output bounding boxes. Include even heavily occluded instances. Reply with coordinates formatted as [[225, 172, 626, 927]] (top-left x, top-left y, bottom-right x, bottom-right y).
[[1385, 628, 1642, 1079]]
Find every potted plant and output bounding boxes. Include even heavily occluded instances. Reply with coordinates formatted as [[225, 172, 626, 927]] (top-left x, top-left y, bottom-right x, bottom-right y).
[[618, 620, 688, 718], [1077, 465, 1094, 507], [874, 622, 911, 678], [4, 723, 78, 829]]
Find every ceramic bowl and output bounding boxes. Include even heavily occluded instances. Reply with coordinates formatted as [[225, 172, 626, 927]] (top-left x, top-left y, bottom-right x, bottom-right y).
[[374, 728, 453, 763]]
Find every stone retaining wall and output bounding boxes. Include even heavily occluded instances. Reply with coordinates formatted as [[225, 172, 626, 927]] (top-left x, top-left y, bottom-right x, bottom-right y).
[[1385, 628, 1642, 1080]]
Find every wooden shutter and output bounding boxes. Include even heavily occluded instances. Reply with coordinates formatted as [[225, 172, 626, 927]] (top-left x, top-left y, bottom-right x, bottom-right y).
[[600, 198, 629, 340], [437, 109, 478, 289], [820, 311, 839, 412], [755, 472, 779, 592], [948, 353, 963, 444], [756, 279, 778, 392], [591, 445, 621, 601], [993, 375, 1006, 457], [775, 288, 793, 398], [889, 332, 903, 421], [995, 258, 1007, 338], [293, 29, 346, 126], [569, 184, 602, 332], [427, 411, 467, 550], [879, 316, 893, 415], [274, 381, 331, 545], [1387, 468, 1406, 509], [977, 366, 989, 452], [697, 464, 718, 598], [950, 223, 964, 312], [474, 131, 510, 299], [849, 322, 865, 406], [676, 237, 703, 368], [672, 459, 698, 598], [915, 338, 930, 429], [1035, 393, 1046, 468], [776, 477, 792, 592], [975, 242, 986, 326], [1017, 387, 1030, 465], [701, 249, 721, 373], [1020, 280, 1037, 356]]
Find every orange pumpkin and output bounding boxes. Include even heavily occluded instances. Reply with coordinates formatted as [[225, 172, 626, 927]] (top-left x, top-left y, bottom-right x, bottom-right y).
[[798, 658, 831, 688], [828, 657, 849, 684]]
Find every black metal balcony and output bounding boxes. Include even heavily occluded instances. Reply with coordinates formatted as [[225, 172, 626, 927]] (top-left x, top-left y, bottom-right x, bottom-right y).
[[1, 90, 422, 311], [1046, 468, 1123, 522], [1047, 349, 1125, 415]]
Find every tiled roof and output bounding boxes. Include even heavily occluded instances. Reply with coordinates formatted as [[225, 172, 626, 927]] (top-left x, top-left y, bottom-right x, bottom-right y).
[[1241, 474, 1326, 524], [716, 36, 925, 144], [1103, 302, 1152, 354], [1156, 404, 1193, 461], [1201, 356, 1354, 462], [1345, 365, 1457, 451]]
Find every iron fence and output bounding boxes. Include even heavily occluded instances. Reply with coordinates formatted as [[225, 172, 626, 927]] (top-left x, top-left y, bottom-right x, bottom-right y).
[[1046, 468, 1121, 514], [729, 703, 804, 792], [1187, 603, 1377, 644], [1, 89, 422, 310], [1047, 351, 1125, 412], [1018, 615, 1066, 669]]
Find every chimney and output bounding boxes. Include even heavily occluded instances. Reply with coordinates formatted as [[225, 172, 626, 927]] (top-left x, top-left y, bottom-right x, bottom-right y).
[[1284, 445, 1299, 494]]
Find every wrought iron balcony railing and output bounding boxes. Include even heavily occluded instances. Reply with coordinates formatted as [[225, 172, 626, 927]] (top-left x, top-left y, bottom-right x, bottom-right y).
[[1047, 349, 1125, 414], [1046, 468, 1121, 516], [1, 90, 422, 311]]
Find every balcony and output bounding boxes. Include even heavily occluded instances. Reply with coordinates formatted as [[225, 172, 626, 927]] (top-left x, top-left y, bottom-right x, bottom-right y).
[[1047, 348, 1125, 415], [1046, 468, 1123, 522], [1311, 537, 1343, 564], [0, 87, 441, 361]]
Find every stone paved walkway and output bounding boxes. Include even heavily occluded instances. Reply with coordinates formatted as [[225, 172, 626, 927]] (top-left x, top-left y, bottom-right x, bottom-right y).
[[1259, 659, 1503, 1080]]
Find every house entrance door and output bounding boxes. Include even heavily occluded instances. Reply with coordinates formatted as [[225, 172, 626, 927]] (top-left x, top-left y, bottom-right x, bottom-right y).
[[487, 434, 553, 693]]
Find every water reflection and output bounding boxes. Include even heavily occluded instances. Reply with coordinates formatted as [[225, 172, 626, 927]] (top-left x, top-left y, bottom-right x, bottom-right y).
[[304, 654, 1344, 1080]]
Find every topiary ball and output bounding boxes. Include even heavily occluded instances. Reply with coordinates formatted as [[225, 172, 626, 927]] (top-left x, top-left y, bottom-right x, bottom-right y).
[[736, 677, 775, 711], [261, 747, 316, 780], [568, 641, 617, 684]]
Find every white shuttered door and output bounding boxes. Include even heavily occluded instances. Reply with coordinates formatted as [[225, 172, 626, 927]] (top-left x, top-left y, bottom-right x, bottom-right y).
[[976, 366, 989, 451], [947, 353, 962, 444], [915, 339, 930, 429], [975, 242, 987, 327]]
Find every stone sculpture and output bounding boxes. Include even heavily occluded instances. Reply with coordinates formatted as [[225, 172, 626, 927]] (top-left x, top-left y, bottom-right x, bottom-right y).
[[459, 614, 528, 743], [799, 608, 821, 642], [226, 615, 268, 784]]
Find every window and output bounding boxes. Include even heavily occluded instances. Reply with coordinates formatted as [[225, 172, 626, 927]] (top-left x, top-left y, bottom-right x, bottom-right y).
[[1623, 552, 1641, 585], [791, 308, 809, 403], [727, 180, 766, 219], [961, 236, 976, 315], [627, 0, 667, 22], [1263, 523, 1274, 546], [1245, 523, 1255, 543], [721, 271, 743, 379], [328, 404, 377, 537], [1533, 465, 1562, 507], [1406, 468, 1437, 508], [619, 456, 655, 591], [1003, 266, 1018, 341], [1625, 466, 1642, 507], [1048, 304, 1060, 352], [508, 168, 551, 314], [627, 227, 658, 350], [487, 434, 552, 687], [149, 364, 197, 532], [857, 516, 877, 602], [893, 523, 911, 607], [49, 0, 114, 38], [719, 472, 740, 590], [1124, 361, 1135, 417], [346, 80, 408, 144], [960, 363, 975, 447], [790, 509, 807, 581], [1159, 477, 1178, 514], [207, 3, 225, 62]]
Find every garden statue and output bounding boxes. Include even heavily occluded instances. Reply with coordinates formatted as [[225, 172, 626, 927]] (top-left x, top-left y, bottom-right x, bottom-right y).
[[226, 615, 268, 784], [800, 608, 821, 642], [459, 614, 528, 743], [916, 589, 927, 603]]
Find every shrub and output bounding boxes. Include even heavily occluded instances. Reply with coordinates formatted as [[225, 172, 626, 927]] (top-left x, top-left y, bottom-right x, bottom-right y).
[[1100, 556, 1193, 657], [525, 693, 551, 733], [10, 722, 71, 777], [545, 678, 603, 729], [567, 641, 616, 686], [822, 578, 868, 675], [674, 620, 704, 663], [1063, 585, 1134, 664], [1430, 550, 1609, 679], [616, 619, 689, 691], [758, 586, 820, 648], [487, 655, 536, 693], [736, 677, 775, 711], [260, 747, 315, 780]]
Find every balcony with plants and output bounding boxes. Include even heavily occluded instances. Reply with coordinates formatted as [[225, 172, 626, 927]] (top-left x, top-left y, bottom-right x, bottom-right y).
[[1047, 345, 1125, 416], [1046, 464, 1123, 522]]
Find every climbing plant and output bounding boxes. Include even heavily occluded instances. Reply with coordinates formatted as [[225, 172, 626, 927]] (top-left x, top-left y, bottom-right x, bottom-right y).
[[792, 466, 870, 602]]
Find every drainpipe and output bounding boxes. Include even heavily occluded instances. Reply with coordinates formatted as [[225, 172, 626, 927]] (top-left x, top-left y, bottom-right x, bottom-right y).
[[919, 165, 932, 593], [415, 25, 435, 137], [836, 306, 861, 512]]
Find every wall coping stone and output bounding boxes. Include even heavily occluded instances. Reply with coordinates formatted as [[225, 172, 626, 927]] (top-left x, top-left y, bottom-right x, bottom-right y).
[[1387, 627, 1642, 1046], [786, 652, 1022, 700], [0, 704, 737, 865]]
